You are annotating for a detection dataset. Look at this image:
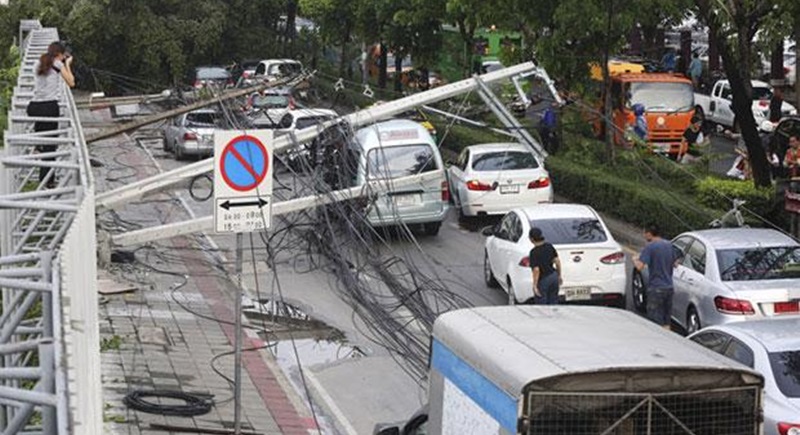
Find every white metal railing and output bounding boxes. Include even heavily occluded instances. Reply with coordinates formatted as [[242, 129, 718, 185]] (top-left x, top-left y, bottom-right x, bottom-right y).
[[0, 21, 101, 434]]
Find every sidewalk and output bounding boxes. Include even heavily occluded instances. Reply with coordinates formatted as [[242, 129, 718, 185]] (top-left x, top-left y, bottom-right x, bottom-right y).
[[85, 107, 317, 435]]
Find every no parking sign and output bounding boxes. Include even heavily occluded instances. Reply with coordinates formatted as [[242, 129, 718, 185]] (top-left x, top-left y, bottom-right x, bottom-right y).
[[213, 130, 274, 233]]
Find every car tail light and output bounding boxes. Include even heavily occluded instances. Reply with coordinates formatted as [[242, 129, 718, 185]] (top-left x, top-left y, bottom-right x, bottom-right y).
[[600, 251, 625, 264], [527, 177, 550, 189], [784, 67, 791, 76], [774, 301, 800, 314], [183, 132, 197, 141], [518, 256, 530, 267], [242, 71, 252, 78], [466, 180, 493, 191], [778, 422, 800, 435], [441, 180, 450, 202], [227, 78, 234, 86], [193, 80, 202, 89], [714, 296, 755, 315], [288, 96, 296, 110], [758, 100, 769, 107]]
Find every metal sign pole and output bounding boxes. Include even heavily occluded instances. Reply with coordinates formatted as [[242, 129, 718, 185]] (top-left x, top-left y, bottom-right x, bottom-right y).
[[233, 232, 243, 435]]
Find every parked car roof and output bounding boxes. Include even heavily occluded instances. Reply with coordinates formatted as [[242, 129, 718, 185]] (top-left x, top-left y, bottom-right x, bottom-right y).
[[702, 316, 800, 353], [465, 142, 533, 153], [684, 228, 797, 249]]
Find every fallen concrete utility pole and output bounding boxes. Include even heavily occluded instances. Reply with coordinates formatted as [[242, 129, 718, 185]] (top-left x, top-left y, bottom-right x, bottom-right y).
[[85, 75, 306, 144], [97, 61, 553, 211]]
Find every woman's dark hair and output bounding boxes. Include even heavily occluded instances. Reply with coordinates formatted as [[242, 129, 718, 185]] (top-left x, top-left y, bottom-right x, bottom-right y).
[[37, 42, 66, 76]]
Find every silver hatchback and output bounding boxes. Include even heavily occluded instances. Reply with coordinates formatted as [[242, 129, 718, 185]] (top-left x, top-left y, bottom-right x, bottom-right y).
[[667, 228, 800, 334]]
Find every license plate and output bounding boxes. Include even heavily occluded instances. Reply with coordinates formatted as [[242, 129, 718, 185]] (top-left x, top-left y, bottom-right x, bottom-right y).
[[393, 194, 421, 207], [499, 184, 520, 194], [565, 287, 591, 301]]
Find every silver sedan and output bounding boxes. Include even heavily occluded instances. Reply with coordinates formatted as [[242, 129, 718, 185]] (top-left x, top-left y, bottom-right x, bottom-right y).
[[689, 318, 800, 435], [660, 228, 800, 334], [163, 109, 220, 160]]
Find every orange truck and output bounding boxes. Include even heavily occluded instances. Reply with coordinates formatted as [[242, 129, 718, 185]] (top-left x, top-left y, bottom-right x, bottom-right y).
[[595, 70, 696, 155]]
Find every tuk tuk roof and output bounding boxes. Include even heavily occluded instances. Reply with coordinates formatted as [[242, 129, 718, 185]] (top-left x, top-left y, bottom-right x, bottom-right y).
[[432, 306, 762, 396]]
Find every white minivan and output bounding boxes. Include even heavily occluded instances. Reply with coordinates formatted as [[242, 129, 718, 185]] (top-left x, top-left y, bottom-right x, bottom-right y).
[[351, 119, 449, 235]]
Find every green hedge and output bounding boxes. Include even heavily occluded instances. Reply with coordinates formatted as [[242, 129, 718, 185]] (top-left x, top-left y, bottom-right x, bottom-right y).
[[547, 156, 724, 238], [695, 176, 775, 217]]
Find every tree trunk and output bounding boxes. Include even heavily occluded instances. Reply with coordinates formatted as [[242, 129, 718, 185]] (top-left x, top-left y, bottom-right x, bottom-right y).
[[708, 29, 720, 74], [697, 0, 771, 187], [394, 52, 403, 93], [770, 41, 784, 83], [339, 36, 348, 78], [285, 0, 297, 55], [796, 27, 800, 110], [379, 41, 388, 89], [603, 0, 615, 162], [457, 19, 474, 77]]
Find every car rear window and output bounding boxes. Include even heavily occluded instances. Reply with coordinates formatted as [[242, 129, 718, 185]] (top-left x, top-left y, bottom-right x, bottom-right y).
[[716, 246, 800, 281], [367, 144, 438, 180], [251, 95, 290, 108], [527, 218, 608, 244], [186, 112, 218, 126], [295, 116, 333, 130], [768, 351, 800, 398], [197, 68, 230, 80], [471, 151, 539, 171]]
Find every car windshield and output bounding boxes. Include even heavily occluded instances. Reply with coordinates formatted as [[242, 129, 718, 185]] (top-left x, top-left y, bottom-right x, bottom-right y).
[[252, 95, 289, 109], [186, 112, 218, 127], [197, 68, 230, 80], [527, 218, 608, 245], [628, 82, 694, 112], [768, 351, 800, 398], [295, 116, 333, 130], [716, 246, 800, 281], [367, 144, 437, 180], [471, 151, 539, 171], [752, 86, 773, 100]]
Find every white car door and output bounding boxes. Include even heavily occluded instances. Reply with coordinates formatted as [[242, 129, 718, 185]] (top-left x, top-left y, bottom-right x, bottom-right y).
[[671, 236, 695, 325], [448, 148, 469, 206], [713, 84, 736, 127], [675, 238, 709, 331], [490, 213, 517, 290]]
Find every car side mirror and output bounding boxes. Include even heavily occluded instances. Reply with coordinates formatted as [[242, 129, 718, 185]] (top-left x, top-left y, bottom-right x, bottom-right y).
[[481, 226, 495, 237]]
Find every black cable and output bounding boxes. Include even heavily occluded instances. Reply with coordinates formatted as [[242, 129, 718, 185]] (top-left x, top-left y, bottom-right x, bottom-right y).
[[123, 390, 213, 416]]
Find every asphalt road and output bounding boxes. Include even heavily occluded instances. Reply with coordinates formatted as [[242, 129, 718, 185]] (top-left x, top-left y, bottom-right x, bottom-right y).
[[124, 108, 740, 434]]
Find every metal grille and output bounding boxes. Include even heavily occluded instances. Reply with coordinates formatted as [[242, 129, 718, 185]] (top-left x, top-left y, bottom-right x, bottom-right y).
[[525, 387, 760, 435]]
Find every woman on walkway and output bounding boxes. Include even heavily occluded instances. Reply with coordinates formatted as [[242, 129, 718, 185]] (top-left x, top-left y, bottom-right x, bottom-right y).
[[28, 41, 74, 186]]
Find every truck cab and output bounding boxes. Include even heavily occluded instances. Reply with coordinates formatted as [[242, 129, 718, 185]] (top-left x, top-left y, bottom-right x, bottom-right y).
[[596, 72, 695, 155], [378, 306, 764, 435]]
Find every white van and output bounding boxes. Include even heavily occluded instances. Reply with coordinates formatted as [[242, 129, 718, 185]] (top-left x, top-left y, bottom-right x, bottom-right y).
[[351, 119, 449, 235], [253, 59, 303, 82]]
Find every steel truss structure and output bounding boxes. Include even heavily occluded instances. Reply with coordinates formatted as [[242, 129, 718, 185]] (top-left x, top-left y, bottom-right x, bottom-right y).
[[0, 22, 102, 434]]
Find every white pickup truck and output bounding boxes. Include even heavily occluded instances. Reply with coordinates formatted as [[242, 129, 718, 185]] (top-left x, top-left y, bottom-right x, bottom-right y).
[[694, 79, 797, 128]]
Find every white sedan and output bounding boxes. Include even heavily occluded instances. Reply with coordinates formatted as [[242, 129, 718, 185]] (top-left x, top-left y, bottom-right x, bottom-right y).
[[448, 143, 553, 217], [689, 318, 800, 435], [482, 204, 627, 305]]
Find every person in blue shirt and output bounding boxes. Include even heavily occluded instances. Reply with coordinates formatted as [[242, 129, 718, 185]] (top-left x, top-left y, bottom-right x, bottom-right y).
[[634, 225, 681, 330], [539, 103, 559, 153], [661, 49, 676, 73], [631, 103, 648, 143], [688, 52, 703, 89]]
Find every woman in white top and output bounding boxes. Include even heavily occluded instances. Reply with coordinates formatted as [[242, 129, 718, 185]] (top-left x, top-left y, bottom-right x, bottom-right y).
[[27, 41, 74, 185]]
